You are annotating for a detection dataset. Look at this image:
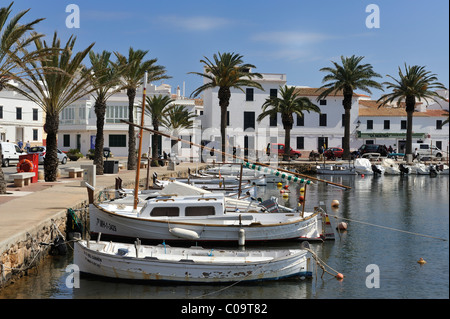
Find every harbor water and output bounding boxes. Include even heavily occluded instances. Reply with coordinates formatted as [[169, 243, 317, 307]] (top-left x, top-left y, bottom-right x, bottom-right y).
[[0, 174, 448, 299]]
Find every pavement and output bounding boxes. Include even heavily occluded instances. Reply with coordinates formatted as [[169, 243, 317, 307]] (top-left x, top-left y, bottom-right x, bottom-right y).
[[0, 158, 206, 253]]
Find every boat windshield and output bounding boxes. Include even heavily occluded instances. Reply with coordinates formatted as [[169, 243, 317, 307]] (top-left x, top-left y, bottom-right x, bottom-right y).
[[185, 206, 215, 216]]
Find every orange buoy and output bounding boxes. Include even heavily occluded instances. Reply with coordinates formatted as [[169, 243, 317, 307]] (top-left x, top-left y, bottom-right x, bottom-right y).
[[337, 222, 347, 231], [298, 195, 304, 202], [331, 200, 339, 208], [284, 185, 289, 189], [417, 258, 427, 265], [361, 174, 365, 178], [336, 273, 344, 280]]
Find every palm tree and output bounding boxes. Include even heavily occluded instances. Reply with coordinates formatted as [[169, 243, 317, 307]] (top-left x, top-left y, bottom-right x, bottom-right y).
[[12, 32, 95, 181], [377, 64, 447, 156], [114, 48, 170, 170], [144, 95, 173, 166], [162, 104, 197, 155], [86, 50, 124, 175], [442, 110, 449, 126], [317, 55, 383, 159], [257, 85, 321, 161], [189, 52, 263, 162], [0, 2, 44, 194]]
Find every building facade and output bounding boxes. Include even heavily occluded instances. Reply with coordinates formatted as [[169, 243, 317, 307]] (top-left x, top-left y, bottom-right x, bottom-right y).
[[0, 87, 44, 149]]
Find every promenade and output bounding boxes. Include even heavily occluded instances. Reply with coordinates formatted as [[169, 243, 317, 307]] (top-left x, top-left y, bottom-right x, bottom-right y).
[[0, 159, 204, 285]]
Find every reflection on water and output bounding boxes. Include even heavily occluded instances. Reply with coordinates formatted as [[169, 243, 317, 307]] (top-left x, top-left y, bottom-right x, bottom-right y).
[[0, 175, 448, 299]]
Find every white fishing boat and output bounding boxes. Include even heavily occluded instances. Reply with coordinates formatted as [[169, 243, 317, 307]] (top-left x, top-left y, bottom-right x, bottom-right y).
[[73, 239, 313, 283], [87, 182, 335, 244], [316, 164, 357, 175], [380, 158, 401, 175], [354, 158, 385, 175]]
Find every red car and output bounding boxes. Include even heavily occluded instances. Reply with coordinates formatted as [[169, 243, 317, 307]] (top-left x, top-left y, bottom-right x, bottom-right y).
[[323, 147, 344, 160], [266, 143, 301, 159]]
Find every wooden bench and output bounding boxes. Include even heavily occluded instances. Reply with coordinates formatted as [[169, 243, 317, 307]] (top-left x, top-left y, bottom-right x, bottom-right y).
[[67, 167, 84, 178], [10, 172, 35, 187]]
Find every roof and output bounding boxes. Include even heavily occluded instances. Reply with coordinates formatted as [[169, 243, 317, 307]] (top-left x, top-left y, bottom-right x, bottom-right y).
[[294, 87, 370, 98], [358, 100, 447, 117]]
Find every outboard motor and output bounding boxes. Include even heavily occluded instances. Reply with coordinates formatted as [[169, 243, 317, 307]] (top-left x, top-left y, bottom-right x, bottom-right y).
[[371, 164, 382, 175], [399, 164, 410, 175], [429, 165, 438, 177]]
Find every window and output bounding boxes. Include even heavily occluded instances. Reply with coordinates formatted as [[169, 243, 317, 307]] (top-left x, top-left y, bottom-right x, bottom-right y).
[[109, 134, 126, 147], [33, 108, 38, 121], [401, 120, 407, 130], [384, 120, 390, 129], [185, 206, 215, 216], [0, 106, 3, 119], [296, 114, 304, 126], [150, 207, 179, 217], [181, 135, 191, 148], [106, 105, 129, 123], [319, 100, 327, 105], [32, 129, 38, 141], [227, 111, 230, 126], [16, 107, 22, 120], [341, 114, 345, 127], [319, 114, 327, 126], [243, 112, 255, 131], [367, 120, 373, 130], [269, 114, 277, 127], [63, 134, 70, 147], [296, 136, 304, 150], [269, 89, 278, 98], [436, 120, 443, 130], [245, 88, 254, 101]]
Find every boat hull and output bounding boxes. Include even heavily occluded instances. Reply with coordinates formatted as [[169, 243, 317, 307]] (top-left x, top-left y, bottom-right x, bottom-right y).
[[74, 240, 313, 283], [89, 204, 330, 243]]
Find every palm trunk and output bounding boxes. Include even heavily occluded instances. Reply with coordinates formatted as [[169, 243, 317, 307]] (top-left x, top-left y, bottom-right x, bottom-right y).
[[43, 112, 59, 182], [0, 166, 6, 194], [405, 95, 416, 156], [127, 88, 137, 170], [342, 92, 353, 160], [218, 87, 230, 163], [94, 100, 106, 175], [282, 116, 293, 161], [151, 123, 159, 167]]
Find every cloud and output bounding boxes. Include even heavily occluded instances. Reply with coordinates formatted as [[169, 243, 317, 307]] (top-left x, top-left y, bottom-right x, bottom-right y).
[[157, 15, 234, 32]]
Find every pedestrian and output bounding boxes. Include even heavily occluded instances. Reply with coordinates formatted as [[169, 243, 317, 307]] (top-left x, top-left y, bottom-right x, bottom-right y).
[[413, 148, 419, 161], [18, 140, 23, 150], [25, 141, 30, 152]]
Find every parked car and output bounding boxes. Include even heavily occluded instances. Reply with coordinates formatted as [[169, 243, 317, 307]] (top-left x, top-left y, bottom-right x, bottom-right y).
[[323, 147, 344, 160], [0, 142, 25, 167], [266, 143, 301, 159], [27, 146, 68, 164], [358, 144, 388, 157], [411, 143, 443, 158]]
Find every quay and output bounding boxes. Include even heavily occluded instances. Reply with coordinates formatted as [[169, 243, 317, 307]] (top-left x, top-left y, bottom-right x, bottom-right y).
[[0, 159, 206, 289]]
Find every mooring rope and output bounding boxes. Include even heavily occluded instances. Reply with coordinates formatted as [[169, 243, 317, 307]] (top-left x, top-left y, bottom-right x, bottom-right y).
[[327, 213, 448, 241]]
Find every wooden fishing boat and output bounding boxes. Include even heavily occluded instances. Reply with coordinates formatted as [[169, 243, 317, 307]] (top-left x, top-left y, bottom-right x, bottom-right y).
[[73, 239, 313, 283], [316, 164, 357, 175], [87, 182, 335, 244]]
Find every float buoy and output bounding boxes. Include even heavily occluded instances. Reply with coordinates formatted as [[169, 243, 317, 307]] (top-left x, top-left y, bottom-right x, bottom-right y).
[[337, 222, 347, 231], [17, 159, 34, 173], [361, 174, 365, 178], [300, 187, 305, 193], [298, 195, 304, 203], [283, 185, 289, 189], [417, 258, 427, 265], [331, 200, 340, 208], [336, 273, 344, 280]]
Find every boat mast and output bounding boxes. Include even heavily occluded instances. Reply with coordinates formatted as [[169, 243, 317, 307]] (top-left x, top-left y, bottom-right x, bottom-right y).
[[134, 72, 148, 211]]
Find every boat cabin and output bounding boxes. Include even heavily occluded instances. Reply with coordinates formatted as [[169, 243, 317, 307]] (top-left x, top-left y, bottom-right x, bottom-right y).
[[139, 194, 225, 218]]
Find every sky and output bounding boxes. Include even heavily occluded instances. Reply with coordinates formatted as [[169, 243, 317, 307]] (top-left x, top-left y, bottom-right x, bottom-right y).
[[10, 0, 450, 100]]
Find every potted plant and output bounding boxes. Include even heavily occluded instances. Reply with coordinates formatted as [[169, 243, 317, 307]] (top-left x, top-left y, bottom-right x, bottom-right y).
[[67, 149, 83, 161], [86, 149, 95, 160]]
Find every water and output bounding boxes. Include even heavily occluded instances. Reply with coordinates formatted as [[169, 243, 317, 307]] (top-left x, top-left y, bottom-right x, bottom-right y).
[[0, 174, 448, 300]]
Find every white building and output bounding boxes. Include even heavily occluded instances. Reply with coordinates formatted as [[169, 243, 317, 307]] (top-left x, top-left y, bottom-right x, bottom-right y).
[[57, 83, 203, 159], [0, 85, 44, 148]]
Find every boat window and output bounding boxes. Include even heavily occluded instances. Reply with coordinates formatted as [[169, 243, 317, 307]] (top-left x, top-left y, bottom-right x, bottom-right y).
[[185, 206, 215, 216], [150, 207, 179, 217]]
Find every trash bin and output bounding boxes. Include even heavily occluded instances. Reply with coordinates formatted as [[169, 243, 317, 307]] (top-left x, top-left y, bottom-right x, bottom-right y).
[[104, 160, 119, 174], [18, 154, 39, 183]]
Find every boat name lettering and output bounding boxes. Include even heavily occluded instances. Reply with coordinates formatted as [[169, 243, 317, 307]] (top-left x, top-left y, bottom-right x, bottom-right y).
[[96, 218, 117, 232], [83, 251, 102, 267]]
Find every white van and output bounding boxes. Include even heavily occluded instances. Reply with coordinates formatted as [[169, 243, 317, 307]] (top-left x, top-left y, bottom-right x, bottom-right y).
[[0, 142, 24, 167], [412, 143, 443, 158]]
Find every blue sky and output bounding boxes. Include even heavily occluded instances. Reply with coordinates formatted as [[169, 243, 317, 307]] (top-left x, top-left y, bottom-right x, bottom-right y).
[[12, 0, 450, 99]]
